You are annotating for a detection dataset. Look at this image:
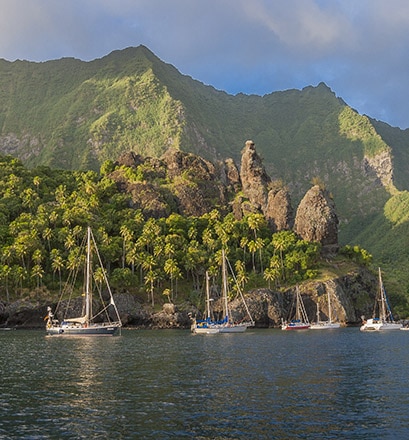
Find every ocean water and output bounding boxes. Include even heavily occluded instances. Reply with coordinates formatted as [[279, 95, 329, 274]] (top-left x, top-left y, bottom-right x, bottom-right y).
[[1, 328, 409, 439]]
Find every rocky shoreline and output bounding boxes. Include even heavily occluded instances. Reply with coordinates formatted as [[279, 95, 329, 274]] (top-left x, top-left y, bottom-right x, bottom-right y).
[[0, 267, 377, 330]]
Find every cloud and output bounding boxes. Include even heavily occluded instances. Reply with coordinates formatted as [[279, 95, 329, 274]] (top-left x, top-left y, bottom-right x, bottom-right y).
[[0, 0, 408, 127]]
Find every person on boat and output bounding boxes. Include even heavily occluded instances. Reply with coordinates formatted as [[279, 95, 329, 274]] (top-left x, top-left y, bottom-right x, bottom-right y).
[[45, 306, 53, 328]]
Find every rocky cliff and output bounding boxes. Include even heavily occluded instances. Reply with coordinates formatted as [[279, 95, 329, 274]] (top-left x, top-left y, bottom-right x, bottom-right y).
[[294, 185, 339, 254], [109, 141, 338, 251]]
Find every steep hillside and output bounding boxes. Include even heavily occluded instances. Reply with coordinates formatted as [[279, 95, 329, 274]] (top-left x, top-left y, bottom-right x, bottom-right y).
[[1, 46, 409, 257]]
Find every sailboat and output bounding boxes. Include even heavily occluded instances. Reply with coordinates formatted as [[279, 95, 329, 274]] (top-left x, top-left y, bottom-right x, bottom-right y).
[[191, 249, 254, 334], [190, 272, 220, 334], [360, 267, 402, 332], [281, 286, 310, 330], [46, 227, 122, 336], [310, 289, 340, 329]]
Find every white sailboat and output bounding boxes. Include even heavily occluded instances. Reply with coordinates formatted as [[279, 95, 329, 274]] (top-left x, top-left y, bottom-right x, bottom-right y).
[[46, 226, 122, 336], [310, 289, 340, 329], [190, 272, 219, 334], [191, 249, 254, 334], [281, 286, 310, 330], [360, 267, 402, 332]]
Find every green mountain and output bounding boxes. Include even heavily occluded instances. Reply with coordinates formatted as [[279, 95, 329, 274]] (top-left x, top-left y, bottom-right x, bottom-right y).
[[1, 45, 409, 294]]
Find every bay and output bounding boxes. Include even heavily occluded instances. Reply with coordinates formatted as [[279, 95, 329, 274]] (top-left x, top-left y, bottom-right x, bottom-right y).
[[1, 328, 409, 439]]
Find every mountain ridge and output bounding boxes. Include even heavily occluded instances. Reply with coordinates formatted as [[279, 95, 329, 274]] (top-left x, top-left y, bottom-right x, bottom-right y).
[[1, 45, 409, 291]]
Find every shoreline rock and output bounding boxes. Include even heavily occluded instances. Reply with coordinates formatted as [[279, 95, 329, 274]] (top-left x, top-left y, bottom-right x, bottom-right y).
[[0, 268, 377, 330]]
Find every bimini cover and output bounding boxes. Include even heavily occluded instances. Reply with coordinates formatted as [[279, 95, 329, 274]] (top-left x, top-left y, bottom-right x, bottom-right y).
[[63, 315, 88, 324]]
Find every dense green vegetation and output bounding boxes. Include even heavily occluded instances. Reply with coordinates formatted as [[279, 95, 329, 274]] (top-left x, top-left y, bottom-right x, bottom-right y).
[[0, 154, 333, 309]]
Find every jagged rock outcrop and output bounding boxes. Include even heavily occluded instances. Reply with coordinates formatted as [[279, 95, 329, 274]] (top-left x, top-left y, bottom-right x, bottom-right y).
[[265, 187, 294, 231], [363, 150, 395, 189], [110, 148, 232, 218], [161, 147, 215, 181], [160, 148, 228, 216], [112, 146, 339, 247], [238, 141, 294, 230], [116, 151, 145, 168], [240, 140, 271, 213], [294, 185, 339, 253], [127, 182, 173, 218], [223, 157, 241, 191]]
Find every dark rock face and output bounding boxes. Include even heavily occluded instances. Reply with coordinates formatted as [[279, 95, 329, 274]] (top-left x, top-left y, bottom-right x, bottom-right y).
[[265, 187, 294, 232], [244, 289, 284, 327], [238, 141, 294, 231], [110, 147, 231, 218], [240, 140, 271, 212], [294, 185, 339, 253], [160, 148, 228, 216], [223, 158, 241, 190], [127, 182, 172, 218], [116, 151, 144, 168], [161, 148, 215, 181]]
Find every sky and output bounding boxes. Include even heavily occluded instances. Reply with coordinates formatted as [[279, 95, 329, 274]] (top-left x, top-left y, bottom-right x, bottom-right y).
[[1, 0, 409, 128]]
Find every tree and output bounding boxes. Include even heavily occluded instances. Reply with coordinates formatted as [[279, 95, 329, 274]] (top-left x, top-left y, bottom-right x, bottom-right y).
[[246, 213, 267, 272], [141, 253, 157, 306], [50, 249, 64, 293], [164, 258, 182, 300], [120, 225, 134, 269], [272, 231, 297, 281], [0, 264, 11, 302], [235, 259, 248, 290], [31, 263, 44, 288], [263, 265, 280, 289]]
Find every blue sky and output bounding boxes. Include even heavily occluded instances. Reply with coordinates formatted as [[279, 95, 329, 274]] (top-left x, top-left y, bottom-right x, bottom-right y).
[[1, 0, 409, 128]]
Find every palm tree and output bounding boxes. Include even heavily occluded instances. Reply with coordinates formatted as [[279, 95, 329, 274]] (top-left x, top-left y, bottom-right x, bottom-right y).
[[141, 254, 157, 305], [0, 264, 11, 302], [246, 213, 266, 272], [144, 269, 158, 307], [272, 231, 296, 281], [126, 243, 139, 275], [235, 259, 249, 290], [263, 266, 280, 289], [164, 258, 182, 300], [120, 225, 134, 269], [31, 264, 44, 288], [50, 249, 65, 293]]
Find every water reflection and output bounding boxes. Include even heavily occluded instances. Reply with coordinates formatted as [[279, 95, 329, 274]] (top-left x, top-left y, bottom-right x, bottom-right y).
[[2, 329, 409, 439]]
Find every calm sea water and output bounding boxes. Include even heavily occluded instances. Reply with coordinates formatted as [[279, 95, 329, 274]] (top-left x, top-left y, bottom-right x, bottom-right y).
[[1, 328, 409, 439]]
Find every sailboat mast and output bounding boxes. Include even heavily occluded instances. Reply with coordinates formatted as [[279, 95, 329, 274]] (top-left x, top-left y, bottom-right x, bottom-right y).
[[379, 267, 386, 321], [222, 249, 229, 322], [327, 290, 332, 323], [205, 271, 211, 320], [296, 287, 301, 321], [85, 226, 91, 322]]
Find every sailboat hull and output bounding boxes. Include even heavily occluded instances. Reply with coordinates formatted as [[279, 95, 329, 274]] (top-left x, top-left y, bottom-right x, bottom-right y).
[[360, 318, 402, 332], [46, 323, 121, 336], [218, 323, 248, 333], [192, 322, 250, 334], [310, 322, 341, 330], [192, 327, 220, 334], [281, 324, 310, 330]]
